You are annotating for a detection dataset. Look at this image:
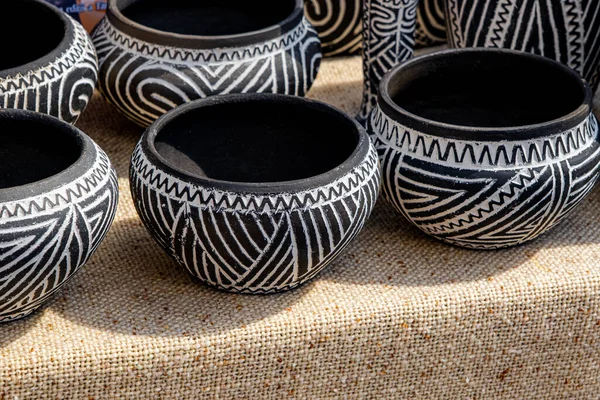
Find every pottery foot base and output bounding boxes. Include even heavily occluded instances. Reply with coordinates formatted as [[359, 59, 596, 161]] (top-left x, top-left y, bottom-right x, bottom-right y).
[[0, 308, 39, 324]]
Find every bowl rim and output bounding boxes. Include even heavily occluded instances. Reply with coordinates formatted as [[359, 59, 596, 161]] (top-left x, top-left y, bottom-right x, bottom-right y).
[[0, 0, 75, 80], [0, 109, 96, 203], [107, 0, 306, 49], [377, 48, 594, 141], [139, 93, 371, 194]]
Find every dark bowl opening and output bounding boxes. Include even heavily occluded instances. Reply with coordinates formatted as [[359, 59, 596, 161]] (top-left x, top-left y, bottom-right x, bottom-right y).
[[0, 0, 66, 73], [120, 0, 297, 37], [0, 117, 82, 189], [152, 98, 361, 184], [384, 49, 590, 133]]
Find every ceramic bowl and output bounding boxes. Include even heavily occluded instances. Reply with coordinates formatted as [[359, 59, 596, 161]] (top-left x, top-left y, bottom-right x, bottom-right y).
[[92, 0, 322, 127], [0, 0, 98, 124], [130, 94, 380, 293], [0, 109, 119, 323], [367, 48, 600, 250]]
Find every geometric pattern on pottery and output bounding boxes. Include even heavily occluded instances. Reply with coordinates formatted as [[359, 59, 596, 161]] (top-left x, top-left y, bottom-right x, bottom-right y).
[[129, 144, 381, 293], [0, 146, 118, 322], [415, 0, 447, 47], [358, 0, 419, 122], [305, 0, 446, 57], [0, 18, 98, 125], [92, 18, 322, 127], [368, 106, 600, 249], [305, 0, 363, 56], [446, 0, 600, 90]]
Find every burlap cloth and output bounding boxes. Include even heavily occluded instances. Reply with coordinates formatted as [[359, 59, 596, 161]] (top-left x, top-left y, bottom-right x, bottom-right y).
[[2, 54, 600, 399]]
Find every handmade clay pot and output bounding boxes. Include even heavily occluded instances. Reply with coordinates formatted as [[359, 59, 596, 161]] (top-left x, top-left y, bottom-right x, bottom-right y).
[[92, 0, 322, 127], [305, 0, 363, 56], [358, 0, 419, 123], [0, 0, 98, 124], [415, 0, 446, 48], [367, 49, 600, 249], [130, 94, 380, 293], [445, 0, 600, 91], [0, 109, 118, 323]]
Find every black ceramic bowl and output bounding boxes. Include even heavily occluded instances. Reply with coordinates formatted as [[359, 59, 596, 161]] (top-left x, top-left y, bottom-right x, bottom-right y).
[[0, 0, 98, 124], [92, 0, 322, 127], [367, 48, 600, 249], [130, 94, 380, 293], [0, 110, 119, 322]]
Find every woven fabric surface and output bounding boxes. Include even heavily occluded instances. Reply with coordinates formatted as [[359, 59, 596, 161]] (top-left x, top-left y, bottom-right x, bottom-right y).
[[2, 54, 600, 399]]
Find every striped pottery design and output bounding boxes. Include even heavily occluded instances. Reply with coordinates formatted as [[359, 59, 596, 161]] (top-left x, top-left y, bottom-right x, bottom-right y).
[[92, 17, 322, 127], [445, 0, 600, 90], [368, 105, 600, 249], [129, 142, 381, 293], [0, 144, 118, 322], [0, 16, 98, 125]]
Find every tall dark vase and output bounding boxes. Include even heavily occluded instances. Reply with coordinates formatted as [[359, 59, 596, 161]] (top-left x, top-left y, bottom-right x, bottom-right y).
[[358, 0, 419, 123], [305, 0, 363, 56], [445, 0, 600, 91]]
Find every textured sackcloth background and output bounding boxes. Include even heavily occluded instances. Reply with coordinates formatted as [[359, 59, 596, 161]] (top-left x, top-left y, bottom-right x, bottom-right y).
[[2, 53, 600, 399]]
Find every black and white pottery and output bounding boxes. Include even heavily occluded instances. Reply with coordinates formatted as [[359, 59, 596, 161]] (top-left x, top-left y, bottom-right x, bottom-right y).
[[358, 0, 418, 123], [367, 49, 600, 249], [130, 94, 380, 293], [0, 0, 98, 124], [415, 0, 446, 48], [305, 0, 363, 56], [92, 0, 322, 127], [445, 0, 600, 91], [0, 110, 119, 323], [305, 0, 445, 57]]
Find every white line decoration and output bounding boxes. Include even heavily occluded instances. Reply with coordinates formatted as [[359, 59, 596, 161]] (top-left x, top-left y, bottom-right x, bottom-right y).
[[445, 0, 600, 90], [129, 143, 381, 293], [305, 0, 363, 56], [415, 0, 447, 47], [0, 17, 98, 125], [92, 18, 322, 127], [358, 0, 419, 122], [368, 105, 600, 249], [0, 145, 119, 322]]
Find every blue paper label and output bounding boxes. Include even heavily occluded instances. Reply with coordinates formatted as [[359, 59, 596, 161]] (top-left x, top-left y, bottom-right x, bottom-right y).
[[43, 0, 107, 32]]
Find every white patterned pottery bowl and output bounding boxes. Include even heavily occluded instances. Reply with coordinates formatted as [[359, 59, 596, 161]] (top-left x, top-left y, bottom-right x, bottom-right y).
[[367, 48, 600, 249], [130, 94, 380, 293]]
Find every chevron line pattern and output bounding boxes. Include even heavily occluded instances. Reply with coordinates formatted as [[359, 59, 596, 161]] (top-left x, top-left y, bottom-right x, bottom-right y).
[[368, 106, 600, 249], [130, 143, 380, 293], [370, 106, 599, 169], [446, 0, 600, 90], [0, 145, 119, 322], [92, 18, 322, 127], [358, 0, 419, 122], [0, 17, 98, 125]]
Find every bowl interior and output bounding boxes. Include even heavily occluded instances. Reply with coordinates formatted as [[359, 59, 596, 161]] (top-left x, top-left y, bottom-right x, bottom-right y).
[[0, 0, 65, 73], [0, 117, 81, 189], [121, 0, 297, 36], [154, 99, 360, 183], [388, 51, 587, 129]]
